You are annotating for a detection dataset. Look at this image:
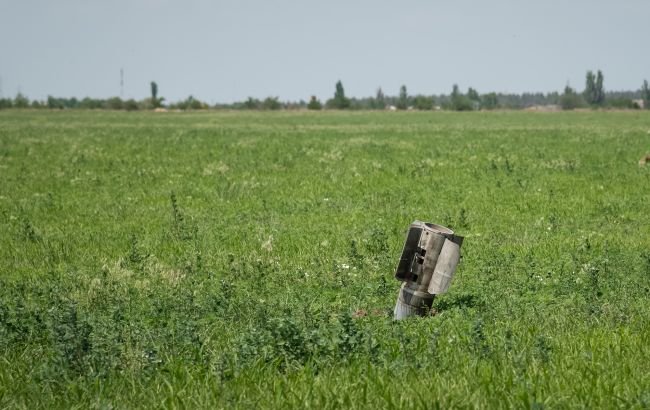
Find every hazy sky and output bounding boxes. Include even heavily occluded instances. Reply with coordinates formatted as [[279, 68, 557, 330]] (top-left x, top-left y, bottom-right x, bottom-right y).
[[1, 0, 648, 103]]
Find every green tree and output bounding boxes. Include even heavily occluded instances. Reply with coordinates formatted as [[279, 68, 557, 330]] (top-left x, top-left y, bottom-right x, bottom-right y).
[[560, 85, 582, 110], [47, 96, 63, 109], [185, 95, 206, 110], [328, 80, 350, 109], [595, 70, 605, 105], [124, 99, 139, 111], [413, 95, 434, 110], [584, 71, 595, 104], [79, 97, 104, 109], [262, 97, 282, 110], [150, 81, 163, 108], [397, 85, 408, 110], [467, 87, 480, 110], [642, 80, 650, 109], [243, 97, 260, 110], [307, 96, 322, 110], [450, 84, 472, 111], [44, 96, 79, 109], [105, 97, 124, 110], [481, 92, 499, 110], [373, 87, 386, 110], [608, 98, 639, 109], [584, 70, 605, 106], [14, 92, 29, 108], [467, 87, 479, 102]]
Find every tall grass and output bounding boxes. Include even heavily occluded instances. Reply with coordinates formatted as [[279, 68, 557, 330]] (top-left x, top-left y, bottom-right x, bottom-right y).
[[1, 110, 649, 408]]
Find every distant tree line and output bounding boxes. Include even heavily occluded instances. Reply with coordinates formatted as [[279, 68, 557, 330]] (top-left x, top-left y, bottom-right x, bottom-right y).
[[1, 72, 649, 111]]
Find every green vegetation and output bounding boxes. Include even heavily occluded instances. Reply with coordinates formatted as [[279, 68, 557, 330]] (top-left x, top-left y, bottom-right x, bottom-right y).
[[12, 92, 29, 109], [372, 88, 386, 110], [560, 85, 584, 110], [1, 110, 650, 408], [481, 92, 499, 110], [413, 95, 435, 111], [449, 84, 473, 111], [307, 96, 323, 110], [150, 81, 163, 109], [584, 70, 605, 107], [327, 80, 351, 109], [397, 85, 408, 110], [2, 71, 648, 111]]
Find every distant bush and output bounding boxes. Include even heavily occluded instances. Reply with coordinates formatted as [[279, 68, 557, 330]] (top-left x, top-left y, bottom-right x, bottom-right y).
[[413, 95, 434, 110], [0, 98, 13, 109], [397, 85, 409, 110], [449, 85, 474, 111], [371, 88, 386, 110], [79, 97, 104, 110], [14, 93, 30, 108], [169, 95, 208, 110], [642, 80, 650, 109], [105, 97, 124, 110], [481, 92, 499, 110], [47, 96, 64, 109], [45, 96, 81, 109], [190, 97, 208, 110], [560, 86, 584, 110], [124, 99, 139, 111], [307, 96, 322, 110], [608, 98, 640, 109], [326, 80, 351, 109], [262, 97, 282, 110], [242, 97, 260, 110]]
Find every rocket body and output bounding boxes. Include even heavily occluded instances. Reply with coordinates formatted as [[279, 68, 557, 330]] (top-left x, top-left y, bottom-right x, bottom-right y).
[[393, 221, 463, 320]]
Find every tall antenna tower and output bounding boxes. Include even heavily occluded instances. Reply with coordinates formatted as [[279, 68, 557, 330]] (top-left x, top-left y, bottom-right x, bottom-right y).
[[120, 68, 124, 97]]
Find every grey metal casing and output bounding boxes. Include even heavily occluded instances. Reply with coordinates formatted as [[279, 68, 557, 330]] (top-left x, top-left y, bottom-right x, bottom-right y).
[[394, 220, 463, 295]]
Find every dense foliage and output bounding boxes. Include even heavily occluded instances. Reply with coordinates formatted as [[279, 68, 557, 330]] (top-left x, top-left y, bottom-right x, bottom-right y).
[[1, 111, 650, 408], [2, 72, 647, 112], [584, 70, 605, 107]]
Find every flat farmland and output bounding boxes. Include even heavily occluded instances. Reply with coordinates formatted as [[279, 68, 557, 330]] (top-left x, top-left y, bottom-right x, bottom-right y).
[[1, 110, 650, 408]]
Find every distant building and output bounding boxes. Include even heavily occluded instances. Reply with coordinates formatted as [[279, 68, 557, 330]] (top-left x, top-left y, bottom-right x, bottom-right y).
[[525, 105, 560, 112], [633, 99, 644, 109]]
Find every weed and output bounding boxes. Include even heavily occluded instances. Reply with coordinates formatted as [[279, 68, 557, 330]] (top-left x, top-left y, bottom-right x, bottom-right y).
[[170, 192, 197, 241], [1, 110, 649, 408], [534, 334, 552, 364], [21, 217, 40, 242], [471, 319, 491, 358]]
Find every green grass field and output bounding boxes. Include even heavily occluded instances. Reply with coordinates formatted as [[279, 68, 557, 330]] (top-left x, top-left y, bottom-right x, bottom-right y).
[[1, 110, 650, 408]]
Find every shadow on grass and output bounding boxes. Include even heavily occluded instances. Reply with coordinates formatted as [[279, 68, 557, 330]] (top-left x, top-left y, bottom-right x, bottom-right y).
[[434, 293, 483, 313]]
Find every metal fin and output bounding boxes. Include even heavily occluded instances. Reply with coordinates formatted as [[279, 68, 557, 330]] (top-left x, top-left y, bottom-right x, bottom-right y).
[[427, 238, 461, 294]]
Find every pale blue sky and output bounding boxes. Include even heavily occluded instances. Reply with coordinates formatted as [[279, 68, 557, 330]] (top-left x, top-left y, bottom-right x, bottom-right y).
[[1, 0, 648, 103]]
